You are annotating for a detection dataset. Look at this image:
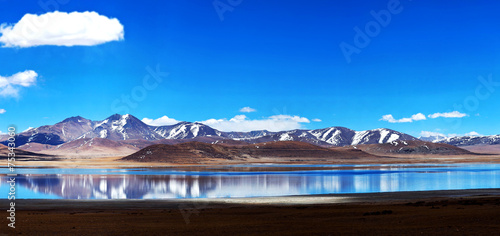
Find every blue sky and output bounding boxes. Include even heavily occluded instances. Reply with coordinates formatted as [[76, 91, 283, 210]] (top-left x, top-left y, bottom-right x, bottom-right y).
[[0, 0, 499, 137]]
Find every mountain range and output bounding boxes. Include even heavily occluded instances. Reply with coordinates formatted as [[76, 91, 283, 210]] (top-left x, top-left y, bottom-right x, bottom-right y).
[[2, 114, 417, 146], [436, 135, 500, 146], [1, 114, 497, 156]]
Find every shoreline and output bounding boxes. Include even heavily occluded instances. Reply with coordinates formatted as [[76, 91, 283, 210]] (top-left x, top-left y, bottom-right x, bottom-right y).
[[2, 189, 500, 235], [3, 188, 500, 210]]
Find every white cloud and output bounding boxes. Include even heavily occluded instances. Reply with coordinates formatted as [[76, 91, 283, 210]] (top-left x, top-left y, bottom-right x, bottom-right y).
[[269, 115, 310, 123], [381, 111, 469, 123], [312, 118, 322, 122], [380, 113, 426, 123], [142, 116, 180, 126], [201, 114, 311, 132], [0, 109, 5, 114], [411, 113, 427, 121], [0, 11, 124, 48], [419, 131, 446, 138], [380, 114, 397, 123], [239, 107, 256, 113], [0, 70, 38, 97], [464, 131, 481, 136], [428, 111, 467, 119]]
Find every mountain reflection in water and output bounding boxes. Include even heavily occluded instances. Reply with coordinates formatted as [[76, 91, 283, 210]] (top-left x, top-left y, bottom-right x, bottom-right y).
[[2, 165, 499, 199]]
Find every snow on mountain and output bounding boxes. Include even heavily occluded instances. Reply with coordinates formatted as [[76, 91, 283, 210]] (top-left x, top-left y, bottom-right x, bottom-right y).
[[352, 128, 417, 145], [419, 134, 447, 142], [309, 127, 356, 146], [153, 122, 222, 139], [224, 130, 274, 140], [79, 114, 162, 141], [238, 128, 417, 146], [246, 130, 330, 145], [278, 133, 293, 141], [438, 135, 500, 146]]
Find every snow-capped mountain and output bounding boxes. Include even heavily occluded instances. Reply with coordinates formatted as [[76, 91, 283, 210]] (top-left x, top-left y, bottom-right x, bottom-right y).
[[418, 134, 447, 142], [437, 135, 500, 146], [153, 122, 222, 139], [224, 127, 416, 146], [79, 114, 162, 141], [5, 114, 420, 148], [224, 130, 274, 140], [351, 128, 417, 145], [11, 116, 95, 146], [309, 127, 356, 146], [249, 129, 331, 145]]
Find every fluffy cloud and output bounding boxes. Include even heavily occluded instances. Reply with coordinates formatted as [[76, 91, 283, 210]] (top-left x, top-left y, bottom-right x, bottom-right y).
[[268, 115, 310, 123], [239, 107, 256, 113], [380, 113, 426, 123], [142, 114, 311, 132], [0, 109, 5, 114], [0, 11, 124, 48], [428, 111, 468, 119], [312, 118, 322, 122], [419, 131, 447, 138], [201, 114, 311, 132], [410, 113, 427, 121], [381, 111, 469, 123], [464, 131, 481, 136], [142, 116, 180, 126], [0, 70, 38, 97]]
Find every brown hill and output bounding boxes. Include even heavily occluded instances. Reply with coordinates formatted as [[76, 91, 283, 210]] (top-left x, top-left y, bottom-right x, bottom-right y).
[[0, 143, 54, 159], [238, 141, 375, 158], [121, 142, 237, 162], [353, 140, 474, 156], [121, 137, 249, 150], [40, 138, 140, 157], [121, 141, 378, 163], [19, 143, 58, 152], [211, 139, 250, 146]]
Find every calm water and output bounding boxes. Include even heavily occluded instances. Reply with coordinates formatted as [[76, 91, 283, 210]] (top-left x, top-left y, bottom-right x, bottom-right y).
[[1, 164, 499, 199]]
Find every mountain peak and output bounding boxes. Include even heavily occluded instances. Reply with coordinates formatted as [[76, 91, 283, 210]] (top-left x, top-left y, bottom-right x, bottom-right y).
[[106, 114, 124, 121], [177, 121, 192, 125], [105, 114, 141, 122], [60, 116, 87, 123]]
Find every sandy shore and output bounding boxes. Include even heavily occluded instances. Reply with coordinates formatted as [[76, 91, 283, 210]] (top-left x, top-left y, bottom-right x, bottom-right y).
[[1, 189, 499, 235]]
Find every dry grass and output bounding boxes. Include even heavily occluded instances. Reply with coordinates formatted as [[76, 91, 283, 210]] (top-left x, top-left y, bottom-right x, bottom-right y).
[[2, 190, 500, 235]]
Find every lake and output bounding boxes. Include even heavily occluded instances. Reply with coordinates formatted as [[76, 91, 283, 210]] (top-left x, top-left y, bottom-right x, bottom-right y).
[[1, 164, 499, 199]]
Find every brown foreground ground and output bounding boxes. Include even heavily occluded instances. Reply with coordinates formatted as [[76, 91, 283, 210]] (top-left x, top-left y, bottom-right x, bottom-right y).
[[1, 189, 499, 235]]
